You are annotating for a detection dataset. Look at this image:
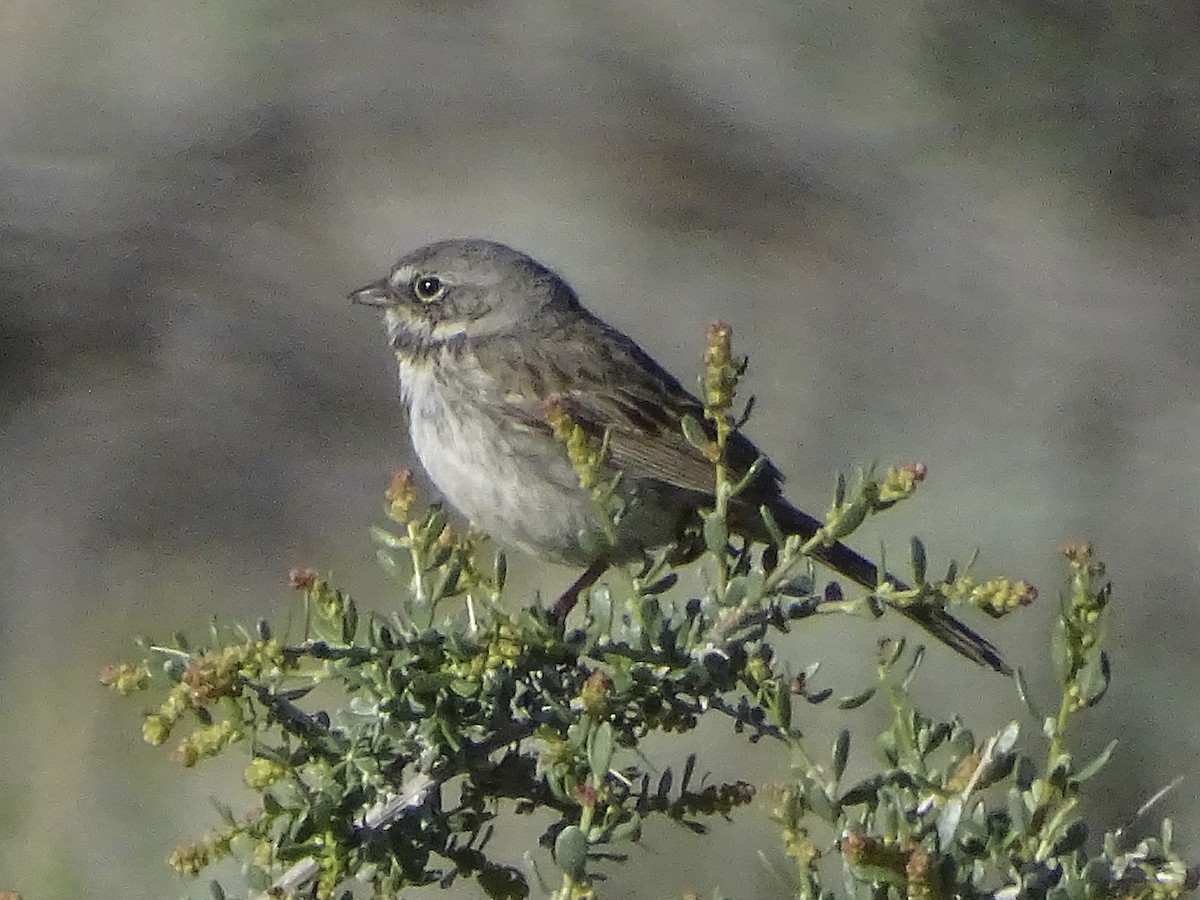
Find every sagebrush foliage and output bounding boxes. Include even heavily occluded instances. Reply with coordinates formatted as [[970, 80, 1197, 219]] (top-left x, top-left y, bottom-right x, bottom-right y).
[[105, 327, 1195, 900]]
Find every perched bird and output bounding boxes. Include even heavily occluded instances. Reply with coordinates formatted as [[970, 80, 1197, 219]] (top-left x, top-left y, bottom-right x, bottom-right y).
[[351, 239, 1009, 674]]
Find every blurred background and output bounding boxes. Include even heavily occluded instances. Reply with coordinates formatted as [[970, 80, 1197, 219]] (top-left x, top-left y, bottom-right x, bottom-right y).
[[3, 0, 1199, 896]]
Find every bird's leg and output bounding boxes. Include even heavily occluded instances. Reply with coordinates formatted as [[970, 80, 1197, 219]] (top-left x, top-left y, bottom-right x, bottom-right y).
[[548, 560, 608, 626]]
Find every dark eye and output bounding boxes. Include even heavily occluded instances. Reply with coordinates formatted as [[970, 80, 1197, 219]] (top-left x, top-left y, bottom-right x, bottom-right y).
[[413, 276, 444, 302]]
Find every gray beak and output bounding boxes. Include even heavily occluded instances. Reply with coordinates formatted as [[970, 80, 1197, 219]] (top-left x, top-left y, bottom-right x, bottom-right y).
[[349, 279, 396, 308]]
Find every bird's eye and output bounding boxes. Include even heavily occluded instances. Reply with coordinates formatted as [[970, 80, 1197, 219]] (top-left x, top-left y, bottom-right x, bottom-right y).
[[413, 276, 444, 302]]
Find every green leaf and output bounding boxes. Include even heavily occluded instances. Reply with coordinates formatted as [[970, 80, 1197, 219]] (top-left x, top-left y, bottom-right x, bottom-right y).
[[993, 721, 1021, 755], [944, 558, 958, 583], [910, 536, 927, 584], [588, 721, 615, 778], [758, 505, 787, 547], [899, 644, 925, 691], [702, 511, 727, 555], [681, 754, 696, 791], [554, 825, 589, 880], [832, 728, 851, 783], [924, 721, 952, 754], [839, 686, 876, 710], [801, 778, 837, 823], [722, 576, 747, 608], [976, 752, 1015, 790], [937, 795, 964, 847], [1072, 739, 1117, 783], [880, 637, 906, 668], [432, 558, 463, 601], [1014, 666, 1042, 722], [609, 814, 642, 843], [839, 774, 883, 807], [656, 769, 673, 798], [681, 414, 710, 449], [1075, 650, 1111, 708], [369, 525, 407, 549], [827, 498, 868, 541], [421, 507, 448, 551], [1006, 786, 1028, 832]]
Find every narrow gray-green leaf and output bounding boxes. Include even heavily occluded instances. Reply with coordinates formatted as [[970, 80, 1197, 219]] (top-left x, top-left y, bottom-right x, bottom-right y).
[[910, 536, 927, 584], [1072, 739, 1118, 784], [832, 728, 851, 783], [703, 511, 728, 555], [937, 795, 964, 848], [993, 721, 1021, 756], [838, 686, 876, 710], [588, 721, 615, 778]]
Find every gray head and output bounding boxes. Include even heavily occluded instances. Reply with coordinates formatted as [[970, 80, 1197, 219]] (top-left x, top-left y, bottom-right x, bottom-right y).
[[350, 239, 580, 352]]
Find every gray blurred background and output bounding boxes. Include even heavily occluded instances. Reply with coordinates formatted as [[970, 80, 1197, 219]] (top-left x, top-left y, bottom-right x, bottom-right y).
[[3, 1, 1199, 897]]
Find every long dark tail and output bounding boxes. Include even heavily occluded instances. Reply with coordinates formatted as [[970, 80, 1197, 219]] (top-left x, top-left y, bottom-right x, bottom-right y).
[[758, 502, 1012, 675]]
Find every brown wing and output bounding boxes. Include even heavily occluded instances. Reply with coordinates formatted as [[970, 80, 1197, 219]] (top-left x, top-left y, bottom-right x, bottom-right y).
[[491, 313, 783, 501]]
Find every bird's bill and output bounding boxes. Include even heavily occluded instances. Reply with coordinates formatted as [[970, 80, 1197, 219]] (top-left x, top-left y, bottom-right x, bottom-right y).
[[348, 279, 396, 308]]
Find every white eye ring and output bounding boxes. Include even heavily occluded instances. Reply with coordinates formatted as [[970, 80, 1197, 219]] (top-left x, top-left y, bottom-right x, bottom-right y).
[[412, 276, 445, 303]]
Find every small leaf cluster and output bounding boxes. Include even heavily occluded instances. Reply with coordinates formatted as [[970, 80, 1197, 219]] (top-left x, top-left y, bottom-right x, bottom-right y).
[[770, 543, 1196, 900]]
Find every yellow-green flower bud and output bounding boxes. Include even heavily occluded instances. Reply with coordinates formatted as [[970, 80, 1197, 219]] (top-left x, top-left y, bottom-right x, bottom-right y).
[[244, 757, 288, 790], [579, 669, 613, 716], [99, 662, 150, 695], [385, 468, 418, 523], [142, 713, 171, 747]]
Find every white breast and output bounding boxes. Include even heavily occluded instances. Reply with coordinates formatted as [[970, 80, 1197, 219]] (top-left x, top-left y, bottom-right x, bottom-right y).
[[397, 353, 608, 565]]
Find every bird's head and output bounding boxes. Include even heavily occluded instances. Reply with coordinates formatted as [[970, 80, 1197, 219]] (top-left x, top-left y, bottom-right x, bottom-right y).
[[350, 239, 578, 354]]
